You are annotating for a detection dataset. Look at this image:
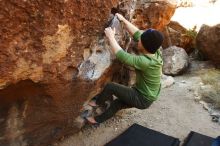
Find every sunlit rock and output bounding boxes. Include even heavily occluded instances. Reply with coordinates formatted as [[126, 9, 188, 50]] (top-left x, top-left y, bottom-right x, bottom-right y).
[[162, 46, 189, 75]]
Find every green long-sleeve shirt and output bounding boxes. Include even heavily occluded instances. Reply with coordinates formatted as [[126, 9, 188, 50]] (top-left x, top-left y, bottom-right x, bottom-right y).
[[115, 31, 163, 101]]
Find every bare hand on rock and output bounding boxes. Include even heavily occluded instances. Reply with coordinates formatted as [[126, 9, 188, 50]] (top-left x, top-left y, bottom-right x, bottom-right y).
[[104, 27, 115, 39], [116, 13, 125, 22]]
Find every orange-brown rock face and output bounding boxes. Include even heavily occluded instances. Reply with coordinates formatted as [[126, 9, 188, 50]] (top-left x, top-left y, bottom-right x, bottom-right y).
[[0, 0, 120, 88], [0, 0, 176, 145], [0, 1, 121, 145], [132, 0, 176, 30]]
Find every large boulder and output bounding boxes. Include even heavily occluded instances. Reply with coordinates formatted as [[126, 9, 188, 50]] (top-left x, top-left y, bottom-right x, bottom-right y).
[[162, 46, 189, 75], [0, 0, 176, 145], [196, 24, 220, 67], [0, 1, 122, 145]]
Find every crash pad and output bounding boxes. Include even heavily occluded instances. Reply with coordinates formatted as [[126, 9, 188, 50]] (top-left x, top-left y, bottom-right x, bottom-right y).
[[105, 123, 180, 146], [183, 131, 214, 146]]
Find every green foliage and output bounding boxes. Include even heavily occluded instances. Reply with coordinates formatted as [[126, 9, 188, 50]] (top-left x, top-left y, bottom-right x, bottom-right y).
[[184, 26, 198, 39], [181, 26, 198, 50]]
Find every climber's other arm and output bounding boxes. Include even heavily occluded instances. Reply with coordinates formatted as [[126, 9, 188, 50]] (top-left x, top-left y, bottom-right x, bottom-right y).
[[116, 13, 139, 36]]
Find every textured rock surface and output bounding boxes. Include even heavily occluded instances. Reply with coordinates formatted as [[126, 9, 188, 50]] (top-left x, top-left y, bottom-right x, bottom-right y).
[[132, 0, 176, 30], [162, 21, 196, 53], [196, 24, 220, 67], [0, 0, 120, 88], [0, 1, 121, 145], [162, 46, 189, 75], [0, 0, 176, 145]]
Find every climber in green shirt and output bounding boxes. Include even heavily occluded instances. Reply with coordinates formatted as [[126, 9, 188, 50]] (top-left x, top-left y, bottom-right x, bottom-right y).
[[85, 13, 164, 124]]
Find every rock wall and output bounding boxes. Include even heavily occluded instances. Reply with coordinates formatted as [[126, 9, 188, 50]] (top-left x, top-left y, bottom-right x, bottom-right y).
[[0, 1, 121, 145], [0, 0, 176, 145], [196, 24, 220, 67], [0, 0, 120, 88]]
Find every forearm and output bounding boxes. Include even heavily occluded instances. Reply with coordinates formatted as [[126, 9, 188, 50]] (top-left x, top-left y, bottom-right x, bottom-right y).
[[108, 37, 122, 54], [121, 18, 139, 36]]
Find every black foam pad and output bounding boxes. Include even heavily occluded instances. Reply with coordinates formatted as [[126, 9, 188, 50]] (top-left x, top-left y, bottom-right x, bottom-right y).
[[105, 123, 180, 146], [183, 131, 214, 146]]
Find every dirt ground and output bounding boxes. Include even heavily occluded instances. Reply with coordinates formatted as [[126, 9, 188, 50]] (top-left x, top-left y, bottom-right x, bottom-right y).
[[56, 67, 220, 146]]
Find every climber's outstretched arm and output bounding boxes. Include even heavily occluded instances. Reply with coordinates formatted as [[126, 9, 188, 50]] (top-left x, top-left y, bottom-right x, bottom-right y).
[[104, 27, 122, 54], [116, 13, 139, 36]]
